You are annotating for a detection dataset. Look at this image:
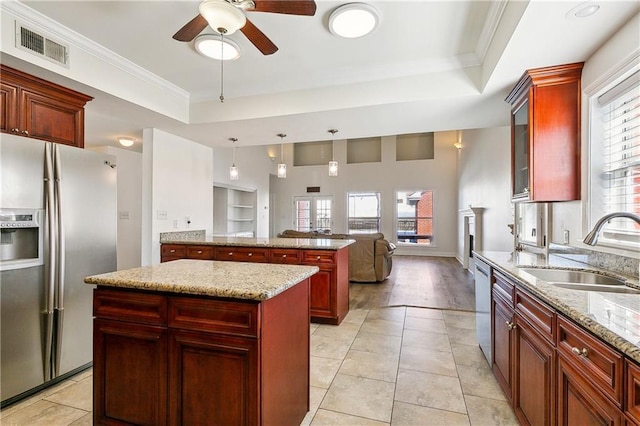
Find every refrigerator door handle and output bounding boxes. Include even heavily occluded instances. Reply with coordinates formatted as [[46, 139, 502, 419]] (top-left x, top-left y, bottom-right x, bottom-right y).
[[53, 144, 65, 377], [43, 143, 56, 381]]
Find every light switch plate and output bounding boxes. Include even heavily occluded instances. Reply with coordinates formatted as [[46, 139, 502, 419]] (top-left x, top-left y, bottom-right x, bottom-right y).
[[563, 230, 570, 245]]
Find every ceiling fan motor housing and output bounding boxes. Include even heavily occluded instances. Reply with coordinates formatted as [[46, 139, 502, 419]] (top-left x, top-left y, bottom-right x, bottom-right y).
[[199, 0, 247, 35]]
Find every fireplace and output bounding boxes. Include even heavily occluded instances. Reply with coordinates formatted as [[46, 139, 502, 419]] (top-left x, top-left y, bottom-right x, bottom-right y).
[[459, 207, 484, 270]]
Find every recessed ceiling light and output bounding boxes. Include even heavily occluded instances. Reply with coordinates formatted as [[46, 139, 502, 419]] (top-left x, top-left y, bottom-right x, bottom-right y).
[[195, 34, 241, 60], [118, 137, 134, 147], [329, 3, 379, 39], [566, 1, 600, 19]]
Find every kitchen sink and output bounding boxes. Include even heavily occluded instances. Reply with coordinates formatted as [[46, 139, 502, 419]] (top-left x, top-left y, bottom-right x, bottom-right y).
[[518, 267, 640, 294]]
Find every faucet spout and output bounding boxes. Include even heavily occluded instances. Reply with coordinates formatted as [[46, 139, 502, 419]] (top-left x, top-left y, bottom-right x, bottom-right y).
[[583, 212, 640, 245]]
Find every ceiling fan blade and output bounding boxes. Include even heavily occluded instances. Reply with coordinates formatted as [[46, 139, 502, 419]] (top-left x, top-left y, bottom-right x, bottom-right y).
[[252, 0, 317, 16], [240, 19, 278, 55], [173, 14, 209, 42]]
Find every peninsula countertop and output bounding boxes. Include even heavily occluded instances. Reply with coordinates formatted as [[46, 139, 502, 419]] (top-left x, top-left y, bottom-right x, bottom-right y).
[[474, 250, 640, 363], [160, 235, 355, 251], [84, 259, 319, 301]]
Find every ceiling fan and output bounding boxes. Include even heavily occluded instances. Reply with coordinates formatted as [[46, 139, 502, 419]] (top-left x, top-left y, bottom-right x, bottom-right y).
[[173, 0, 317, 55]]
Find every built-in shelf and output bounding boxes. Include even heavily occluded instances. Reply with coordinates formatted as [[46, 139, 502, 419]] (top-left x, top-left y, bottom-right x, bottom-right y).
[[213, 185, 257, 237]]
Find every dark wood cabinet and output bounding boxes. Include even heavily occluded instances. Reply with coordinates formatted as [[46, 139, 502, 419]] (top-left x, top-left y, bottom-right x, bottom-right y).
[[626, 360, 640, 424], [160, 242, 349, 325], [1, 64, 92, 148], [93, 280, 310, 426], [492, 289, 514, 402], [506, 62, 583, 202]]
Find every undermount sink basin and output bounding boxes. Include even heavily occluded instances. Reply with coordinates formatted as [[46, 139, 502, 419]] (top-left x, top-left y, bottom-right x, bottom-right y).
[[518, 268, 640, 294]]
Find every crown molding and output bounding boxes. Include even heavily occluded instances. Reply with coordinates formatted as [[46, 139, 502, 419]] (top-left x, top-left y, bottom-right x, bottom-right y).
[[1, 1, 189, 101], [475, 0, 509, 64]]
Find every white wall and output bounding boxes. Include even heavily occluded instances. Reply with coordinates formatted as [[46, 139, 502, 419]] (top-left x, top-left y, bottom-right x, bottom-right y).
[[456, 126, 514, 260], [141, 128, 214, 265], [270, 132, 460, 256], [212, 144, 274, 238], [89, 146, 142, 270]]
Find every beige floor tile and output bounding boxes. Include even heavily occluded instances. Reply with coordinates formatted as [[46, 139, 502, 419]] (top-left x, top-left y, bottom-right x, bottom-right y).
[[457, 364, 506, 401], [314, 322, 361, 341], [446, 325, 477, 345], [339, 350, 399, 382], [451, 343, 491, 369], [403, 316, 448, 334], [360, 318, 405, 337], [301, 386, 328, 426], [320, 374, 395, 423], [405, 307, 443, 319], [391, 401, 470, 426], [366, 307, 406, 323], [443, 311, 477, 330], [394, 369, 466, 414], [0, 400, 87, 426], [310, 323, 320, 334], [399, 346, 457, 377], [0, 379, 77, 420], [464, 394, 519, 425], [69, 412, 92, 426], [401, 329, 451, 352], [310, 356, 343, 389], [343, 309, 369, 325], [311, 409, 390, 425], [69, 368, 93, 382], [352, 331, 402, 356], [311, 334, 353, 359], [44, 377, 93, 411]]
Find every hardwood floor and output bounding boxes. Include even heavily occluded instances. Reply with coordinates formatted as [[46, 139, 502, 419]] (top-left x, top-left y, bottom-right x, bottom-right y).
[[349, 255, 476, 312]]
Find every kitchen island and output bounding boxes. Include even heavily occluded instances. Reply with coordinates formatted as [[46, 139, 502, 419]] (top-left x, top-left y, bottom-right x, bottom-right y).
[[160, 233, 354, 325], [85, 259, 318, 426]]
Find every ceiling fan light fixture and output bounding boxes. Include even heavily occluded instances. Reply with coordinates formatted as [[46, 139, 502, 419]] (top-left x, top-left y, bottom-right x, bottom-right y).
[[199, 0, 247, 35], [329, 3, 379, 38], [195, 34, 241, 60]]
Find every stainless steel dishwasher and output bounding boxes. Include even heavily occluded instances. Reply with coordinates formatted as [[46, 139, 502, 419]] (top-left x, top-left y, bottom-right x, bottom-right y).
[[474, 258, 492, 365]]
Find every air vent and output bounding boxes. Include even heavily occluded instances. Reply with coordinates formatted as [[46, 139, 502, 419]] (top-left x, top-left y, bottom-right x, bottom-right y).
[[16, 23, 69, 67]]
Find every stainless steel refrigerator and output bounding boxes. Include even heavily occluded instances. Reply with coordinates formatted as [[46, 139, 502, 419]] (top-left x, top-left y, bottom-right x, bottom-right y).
[[1, 134, 116, 406]]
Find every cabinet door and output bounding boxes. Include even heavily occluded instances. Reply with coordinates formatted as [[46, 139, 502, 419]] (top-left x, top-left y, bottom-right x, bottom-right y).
[[93, 319, 168, 426], [627, 360, 640, 424], [492, 292, 514, 401], [308, 267, 335, 320], [557, 354, 624, 425], [169, 329, 258, 426], [20, 88, 86, 147], [513, 314, 555, 426], [1, 81, 18, 134]]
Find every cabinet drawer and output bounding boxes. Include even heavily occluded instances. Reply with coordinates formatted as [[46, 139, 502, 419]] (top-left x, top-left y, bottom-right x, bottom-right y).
[[514, 288, 556, 343], [269, 248, 301, 264], [215, 247, 269, 263], [186, 245, 214, 260], [161, 244, 186, 261], [168, 296, 259, 338], [94, 288, 167, 326], [493, 271, 515, 306], [302, 250, 336, 265], [627, 360, 640, 423], [557, 315, 624, 406]]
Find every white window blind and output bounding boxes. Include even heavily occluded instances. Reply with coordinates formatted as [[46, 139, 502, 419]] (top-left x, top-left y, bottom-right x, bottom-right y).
[[593, 71, 640, 245]]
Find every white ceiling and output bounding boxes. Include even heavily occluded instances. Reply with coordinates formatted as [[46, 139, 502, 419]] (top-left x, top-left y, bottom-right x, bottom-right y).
[[3, 0, 639, 150]]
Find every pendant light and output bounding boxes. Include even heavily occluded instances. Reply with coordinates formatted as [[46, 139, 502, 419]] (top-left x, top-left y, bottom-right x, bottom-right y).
[[277, 133, 287, 178], [229, 137, 239, 180], [328, 129, 339, 176]]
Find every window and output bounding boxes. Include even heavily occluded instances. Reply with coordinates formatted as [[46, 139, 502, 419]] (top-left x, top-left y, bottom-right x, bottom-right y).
[[348, 192, 381, 234], [589, 71, 640, 247], [396, 190, 433, 245], [294, 196, 333, 233]]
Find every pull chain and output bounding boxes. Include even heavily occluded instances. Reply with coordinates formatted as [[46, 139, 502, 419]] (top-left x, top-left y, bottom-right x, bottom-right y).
[[219, 30, 226, 103]]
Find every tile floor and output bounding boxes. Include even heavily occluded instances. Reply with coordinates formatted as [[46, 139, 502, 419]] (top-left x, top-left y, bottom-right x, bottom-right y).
[[0, 306, 518, 425]]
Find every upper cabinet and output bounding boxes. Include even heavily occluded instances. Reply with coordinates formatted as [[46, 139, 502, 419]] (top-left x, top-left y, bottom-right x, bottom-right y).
[[506, 62, 583, 202], [1, 65, 93, 148]]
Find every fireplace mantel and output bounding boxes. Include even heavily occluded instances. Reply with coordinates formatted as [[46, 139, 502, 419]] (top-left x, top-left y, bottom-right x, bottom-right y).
[[460, 207, 485, 270]]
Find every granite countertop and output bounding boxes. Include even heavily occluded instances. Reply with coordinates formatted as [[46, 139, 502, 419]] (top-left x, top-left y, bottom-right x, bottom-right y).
[[84, 259, 319, 301], [474, 250, 640, 363], [161, 235, 355, 251]]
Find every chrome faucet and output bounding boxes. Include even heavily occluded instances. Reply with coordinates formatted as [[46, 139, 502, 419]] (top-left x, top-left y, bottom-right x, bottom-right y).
[[583, 212, 640, 245]]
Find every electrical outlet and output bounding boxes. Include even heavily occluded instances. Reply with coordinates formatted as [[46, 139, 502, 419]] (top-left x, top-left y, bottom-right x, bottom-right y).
[[173, 219, 178, 229], [563, 230, 570, 245], [118, 211, 129, 220]]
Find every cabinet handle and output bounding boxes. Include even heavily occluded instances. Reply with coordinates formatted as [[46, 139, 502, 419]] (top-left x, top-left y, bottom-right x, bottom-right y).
[[197, 250, 202, 254], [505, 321, 516, 330], [248, 253, 253, 257], [571, 347, 588, 357], [170, 249, 176, 253], [228, 252, 233, 256], [11, 128, 20, 133], [282, 254, 287, 258], [317, 256, 321, 260], [21, 130, 29, 136]]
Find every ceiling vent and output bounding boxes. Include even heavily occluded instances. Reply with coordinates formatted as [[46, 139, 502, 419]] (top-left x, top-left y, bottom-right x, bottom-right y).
[[15, 23, 69, 67]]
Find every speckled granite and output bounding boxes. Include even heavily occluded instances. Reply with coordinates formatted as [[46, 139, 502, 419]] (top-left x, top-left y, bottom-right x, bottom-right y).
[[160, 235, 355, 251], [474, 251, 640, 363], [549, 243, 639, 279], [160, 230, 206, 242], [84, 259, 319, 301]]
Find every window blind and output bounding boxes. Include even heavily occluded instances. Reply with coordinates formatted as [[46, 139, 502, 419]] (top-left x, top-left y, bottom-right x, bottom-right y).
[[597, 71, 640, 242]]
